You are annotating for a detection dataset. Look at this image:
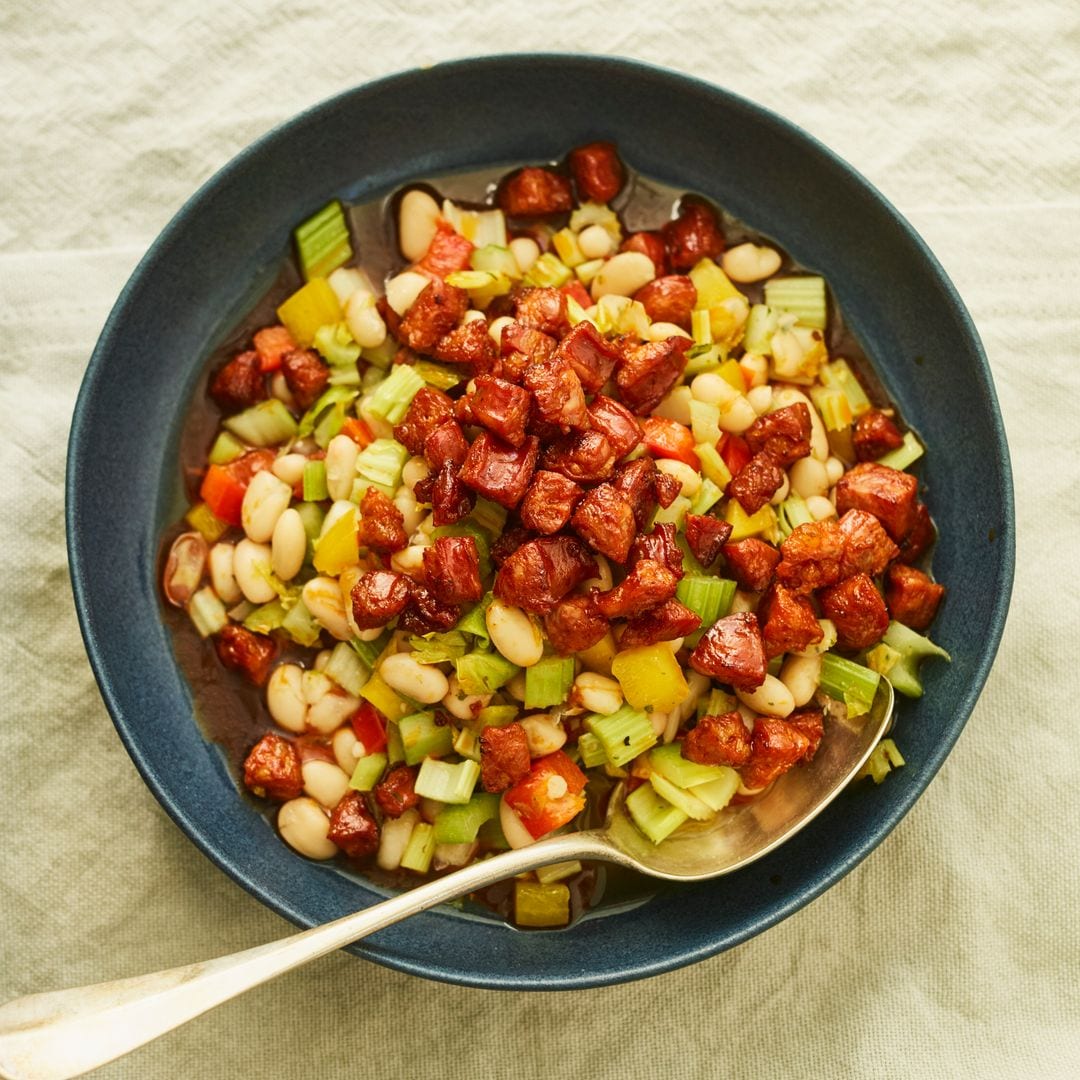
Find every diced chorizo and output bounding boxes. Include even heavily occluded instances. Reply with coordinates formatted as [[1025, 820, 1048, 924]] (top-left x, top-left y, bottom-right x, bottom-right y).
[[587, 394, 643, 459], [350, 570, 412, 630], [459, 432, 539, 509], [216, 624, 277, 686], [554, 321, 620, 395], [728, 452, 785, 514], [757, 583, 824, 658], [416, 222, 474, 278], [370, 765, 419, 819], [433, 319, 498, 373], [513, 286, 569, 337], [620, 230, 667, 275], [243, 732, 302, 800], [629, 522, 684, 578], [834, 462, 919, 543], [853, 409, 905, 462], [431, 460, 475, 526], [393, 386, 455, 454], [397, 582, 460, 634], [685, 514, 733, 567], [688, 612, 767, 690], [837, 508, 899, 578], [540, 595, 606, 656], [398, 278, 469, 353], [775, 520, 845, 594], [896, 502, 936, 564], [819, 572, 890, 649], [209, 350, 266, 412], [615, 336, 691, 415], [480, 723, 532, 793], [568, 141, 624, 203], [593, 559, 679, 619], [786, 706, 825, 761], [571, 483, 638, 564], [494, 535, 598, 614], [422, 420, 469, 470], [654, 470, 683, 508], [281, 348, 329, 410], [357, 487, 408, 554], [884, 564, 945, 630], [619, 598, 701, 648], [682, 712, 751, 767], [498, 167, 574, 217], [662, 199, 725, 272], [252, 325, 297, 373], [469, 375, 532, 447], [490, 525, 535, 568], [633, 275, 697, 330], [501, 320, 558, 365], [744, 403, 812, 467], [721, 538, 780, 592], [523, 355, 591, 431], [612, 457, 660, 527], [541, 430, 617, 483], [423, 535, 484, 605], [327, 790, 380, 857], [738, 716, 813, 791], [518, 470, 584, 535]]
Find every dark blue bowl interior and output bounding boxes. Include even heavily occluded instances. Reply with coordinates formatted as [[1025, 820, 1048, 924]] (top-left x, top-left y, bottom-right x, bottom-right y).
[[67, 55, 1013, 989]]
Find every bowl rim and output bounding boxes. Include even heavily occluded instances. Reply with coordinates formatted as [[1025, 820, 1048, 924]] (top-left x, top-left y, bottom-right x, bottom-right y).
[[66, 52, 1015, 989]]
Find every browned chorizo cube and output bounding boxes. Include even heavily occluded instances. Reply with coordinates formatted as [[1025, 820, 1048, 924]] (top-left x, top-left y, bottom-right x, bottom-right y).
[[513, 286, 570, 336], [357, 487, 408, 554], [834, 462, 919, 542], [398, 278, 469, 353], [629, 522, 684, 578], [480, 723, 532, 793], [758, 583, 825, 658], [216, 624, 277, 686], [728, 452, 785, 515], [568, 141, 625, 203], [432, 319, 497, 373], [682, 712, 751, 767], [885, 564, 945, 630], [738, 716, 814, 791], [837, 508, 900, 578], [571, 483, 638, 564], [541, 430, 617, 483], [775, 520, 845, 594], [459, 432, 540, 509], [633, 275, 697, 330], [555, 320, 620, 393], [744, 403, 812, 467], [423, 420, 469, 469], [615, 336, 691, 415], [244, 733, 302, 801], [786, 707, 825, 761], [853, 409, 905, 461], [593, 558, 680, 619], [543, 594, 608, 655], [210, 350, 266, 412], [819, 572, 890, 649], [394, 386, 455, 454], [328, 791, 380, 858], [587, 394, 643, 458], [688, 612, 767, 690], [612, 457, 660, 527], [469, 375, 532, 447], [281, 348, 329, 410], [431, 461, 475, 526], [351, 570, 412, 630], [372, 765, 420, 818], [618, 598, 701, 648], [498, 168, 573, 218], [501, 320, 557, 364], [518, 470, 585, 535], [523, 355, 591, 430], [423, 535, 483, 605], [721, 537, 780, 592], [896, 502, 936, 564], [494, 536, 597, 614], [685, 514, 733, 568], [661, 199, 725, 271]]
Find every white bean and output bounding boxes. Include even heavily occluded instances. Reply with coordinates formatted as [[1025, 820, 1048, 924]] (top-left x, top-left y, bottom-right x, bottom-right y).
[[731, 590, 758, 613], [241, 470, 292, 544], [303, 669, 333, 704], [500, 796, 536, 849], [380, 652, 449, 704], [795, 619, 838, 657], [327, 266, 375, 305], [270, 372, 295, 407], [487, 315, 514, 345], [655, 458, 702, 498], [345, 291, 388, 350], [691, 371, 740, 406], [402, 456, 431, 491], [267, 663, 307, 733], [463, 308, 487, 324], [650, 709, 670, 738], [577, 224, 613, 259], [736, 674, 795, 718], [378, 808, 420, 870], [572, 672, 623, 715], [746, 384, 774, 416], [332, 726, 362, 774], [393, 485, 423, 536], [771, 388, 829, 461], [770, 474, 791, 505], [208, 542, 242, 604], [486, 599, 544, 668], [277, 797, 337, 860], [385, 270, 431, 316], [824, 456, 846, 486], [325, 435, 359, 502], [302, 576, 352, 640], [442, 673, 490, 722], [578, 555, 613, 594], [271, 508, 306, 582], [505, 671, 528, 702], [780, 653, 822, 707], [302, 759, 351, 810], [233, 539, 276, 604], [520, 714, 567, 756], [271, 452, 308, 487], [313, 649, 332, 672], [721, 242, 782, 283], [806, 495, 838, 521], [717, 394, 758, 434], [646, 321, 693, 342], [790, 457, 830, 499], [590, 251, 656, 300], [651, 386, 693, 426], [398, 188, 442, 262], [389, 544, 427, 578], [307, 690, 361, 734], [509, 236, 540, 274]]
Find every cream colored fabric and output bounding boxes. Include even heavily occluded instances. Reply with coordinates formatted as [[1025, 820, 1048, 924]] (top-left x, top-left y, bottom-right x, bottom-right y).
[[2, 2, 1078, 1077]]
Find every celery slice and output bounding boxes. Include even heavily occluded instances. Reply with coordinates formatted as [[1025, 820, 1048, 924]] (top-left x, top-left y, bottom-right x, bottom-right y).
[[691, 308, 713, 346], [868, 621, 951, 698], [535, 860, 583, 886], [764, 276, 827, 330], [697, 686, 737, 721], [409, 631, 468, 665], [365, 365, 425, 425], [475, 705, 518, 729], [524, 656, 575, 709], [652, 494, 691, 528], [470, 244, 521, 279], [552, 228, 585, 268], [577, 732, 609, 769], [184, 502, 229, 544], [324, 641, 370, 697], [523, 252, 572, 288], [297, 386, 357, 438], [349, 628, 391, 670], [398, 711, 454, 765], [876, 430, 924, 471], [414, 758, 481, 804], [454, 651, 520, 696], [574, 258, 605, 286], [585, 705, 656, 767], [433, 793, 500, 843], [453, 726, 480, 760], [188, 588, 227, 638], [695, 442, 733, 490], [355, 438, 409, 491], [400, 821, 437, 873], [412, 360, 463, 390], [470, 498, 508, 538], [280, 598, 322, 648], [514, 881, 571, 927], [689, 399, 722, 446], [223, 399, 299, 447], [818, 358, 872, 418], [625, 783, 688, 845], [809, 385, 853, 432], [689, 769, 741, 811], [455, 594, 493, 650], [313, 321, 360, 367], [243, 599, 286, 635], [675, 574, 735, 626], [348, 752, 388, 792], [208, 431, 246, 465], [649, 742, 732, 790], [385, 722, 406, 765], [302, 459, 328, 502], [743, 304, 778, 355], [819, 652, 881, 717], [569, 201, 622, 245], [855, 737, 905, 784], [295, 200, 352, 282], [649, 771, 715, 821], [689, 477, 724, 516], [777, 493, 814, 539], [360, 673, 409, 722]]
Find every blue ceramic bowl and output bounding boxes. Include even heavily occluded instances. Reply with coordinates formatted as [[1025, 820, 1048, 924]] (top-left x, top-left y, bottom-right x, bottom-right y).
[[67, 55, 1013, 989]]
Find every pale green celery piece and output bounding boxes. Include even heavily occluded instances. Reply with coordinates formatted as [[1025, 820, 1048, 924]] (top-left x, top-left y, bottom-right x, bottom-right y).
[[324, 641, 370, 696], [819, 651, 881, 717], [446, 269, 501, 290], [400, 822, 437, 873], [414, 758, 481, 805], [398, 711, 454, 766], [652, 495, 691, 528], [454, 651, 519, 696], [362, 337, 396, 370], [818, 358, 872, 417], [777, 493, 814, 539], [585, 705, 656, 768], [689, 477, 724, 516], [876, 430, 925, 471], [675, 574, 736, 625], [523, 252, 572, 288], [689, 768, 741, 811], [355, 438, 409, 490], [855, 738, 905, 784], [809, 385, 852, 432], [649, 741, 729, 789], [566, 294, 590, 324], [649, 771, 715, 821], [625, 783, 688, 845], [524, 656, 575, 709], [349, 628, 390, 669], [742, 303, 778, 355], [188, 588, 227, 638], [455, 593, 493, 650], [574, 258, 605, 286], [474, 705, 518, 729], [683, 345, 723, 376], [281, 598, 322, 648], [302, 459, 328, 502], [294, 501, 326, 545], [296, 386, 357, 438], [365, 365, 425, 424], [696, 686, 737, 721], [386, 722, 406, 765], [208, 431, 246, 465], [691, 308, 713, 346], [577, 732, 609, 768], [313, 321, 361, 367], [470, 244, 520, 279], [243, 599, 287, 635], [223, 399, 299, 447], [327, 365, 362, 387], [569, 201, 623, 245], [294, 199, 351, 281], [695, 442, 733, 489], [313, 401, 348, 449], [348, 752, 388, 792], [870, 621, 952, 698], [433, 793, 500, 843], [412, 360, 463, 390], [409, 630, 468, 665], [453, 726, 480, 761], [763, 276, 827, 330], [471, 498, 508, 538], [689, 399, 722, 446], [536, 860, 583, 886]]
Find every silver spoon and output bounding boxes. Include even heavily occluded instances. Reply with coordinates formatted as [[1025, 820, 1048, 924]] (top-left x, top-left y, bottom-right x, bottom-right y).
[[0, 682, 892, 1080]]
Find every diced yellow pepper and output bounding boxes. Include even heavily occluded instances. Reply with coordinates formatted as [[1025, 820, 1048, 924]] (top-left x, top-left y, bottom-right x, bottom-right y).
[[276, 278, 343, 347], [577, 631, 617, 675], [312, 505, 358, 575], [514, 881, 571, 927], [611, 645, 689, 714], [360, 672, 410, 722], [552, 228, 586, 268], [689, 258, 744, 309], [184, 501, 229, 543], [724, 500, 777, 542], [717, 357, 745, 392]]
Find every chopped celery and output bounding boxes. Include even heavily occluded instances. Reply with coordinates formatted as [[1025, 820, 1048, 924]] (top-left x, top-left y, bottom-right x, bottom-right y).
[[415, 758, 481, 804], [453, 726, 480, 760], [313, 400, 348, 449], [524, 656, 575, 709], [649, 742, 730, 789], [695, 442, 733, 490], [360, 672, 409, 721], [208, 431, 245, 465], [243, 599, 286, 635], [328, 365, 361, 388], [585, 705, 656, 767], [455, 594, 493, 650], [294, 200, 352, 282], [386, 721, 405, 765], [280, 598, 322, 648], [569, 201, 622, 245], [652, 494, 691, 528], [877, 430, 924, 471], [297, 386, 357, 438], [446, 269, 506, 292], [324, 641, 370, 696], [818, 358, 871, 418], [400, 821, 437, 873], [365, 365, 425, 425], [302, 459, 328, 502], [867, 621, 951, 698], [593, 294, 649, 338], [552, 228, 586, 268], [574, 258, 605, 286], [689, 769, 741, 811], [577, 732, 609, 768], [454, 651, 520, 696], [185, 502, 229, 543], [362, 337, 396, 370], [475, 705, 518, 729], [724, 500, 777, 542], [471, 497, 508, 538], [313, 321, 360, 367], [689, 399, 722, 446], [764, 276, 827, 329], [398, 711, 454, 765], [188, 588, 227, 638], [441, 201, 507, 248], [433, 793, 500, 843], [276, 278, 343, 347], [523, 252, 572, 288], [855, 738, 906, 784], [676, 574, 735, 626], [691, 308, 713, 346], [809, 385, 853, 432], [689, 478, 724, 516], [350, 628, 391, 670], [409, 630, 468, 665], [412, 359, 463, 390], [536, 860, 583, 886], [649, 771, 715, 821], [514, 881, 571, 927], [348, 752, 388, 792], [223, 399, 299, 447], [470, 244, 521, 279], [777, 493, 814, 539], [294, 501, 326, 546], [742, 303, 778, 356], [819, 652, 881, 717], [697, 686, 737, 720], [683, 344, 722, 376], [611, 645, 689, 714], [355, 438, 409, 491], [626, 783, 688, 845], [312, 504, 358, 575]]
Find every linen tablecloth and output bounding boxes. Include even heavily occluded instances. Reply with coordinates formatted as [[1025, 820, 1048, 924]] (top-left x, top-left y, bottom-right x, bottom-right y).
[[3, 2, 1078, 1076]]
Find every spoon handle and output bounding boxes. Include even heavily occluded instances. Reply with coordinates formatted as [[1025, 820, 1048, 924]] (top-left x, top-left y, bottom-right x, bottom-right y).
[[0, 831, 613, 1080]]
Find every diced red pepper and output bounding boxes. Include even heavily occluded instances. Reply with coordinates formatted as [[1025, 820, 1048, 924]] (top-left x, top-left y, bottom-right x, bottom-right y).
[[253, 325, 297, 373], [717, 432, 752, 480], [350, 700, 388, 755], [341, 417, 374, 447], [198, 448, 275, 527], [416, 222, 474, 278], [503, 751, 588, 839], [560, 279, 593, 311], [641, 417, 700, 469]]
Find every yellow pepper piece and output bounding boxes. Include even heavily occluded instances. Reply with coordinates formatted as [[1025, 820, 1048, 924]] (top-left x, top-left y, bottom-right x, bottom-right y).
[[360, 673, 410, 722], [611, 645, 689, 715], [724, 501, 778, 542], [717, 357, 745, 393], [689, 257, 745, 309], [312, 506, 358, 576], [577, 631, 617, 676], [514, 881, 571, 927], [276, 278, 343, 347]]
